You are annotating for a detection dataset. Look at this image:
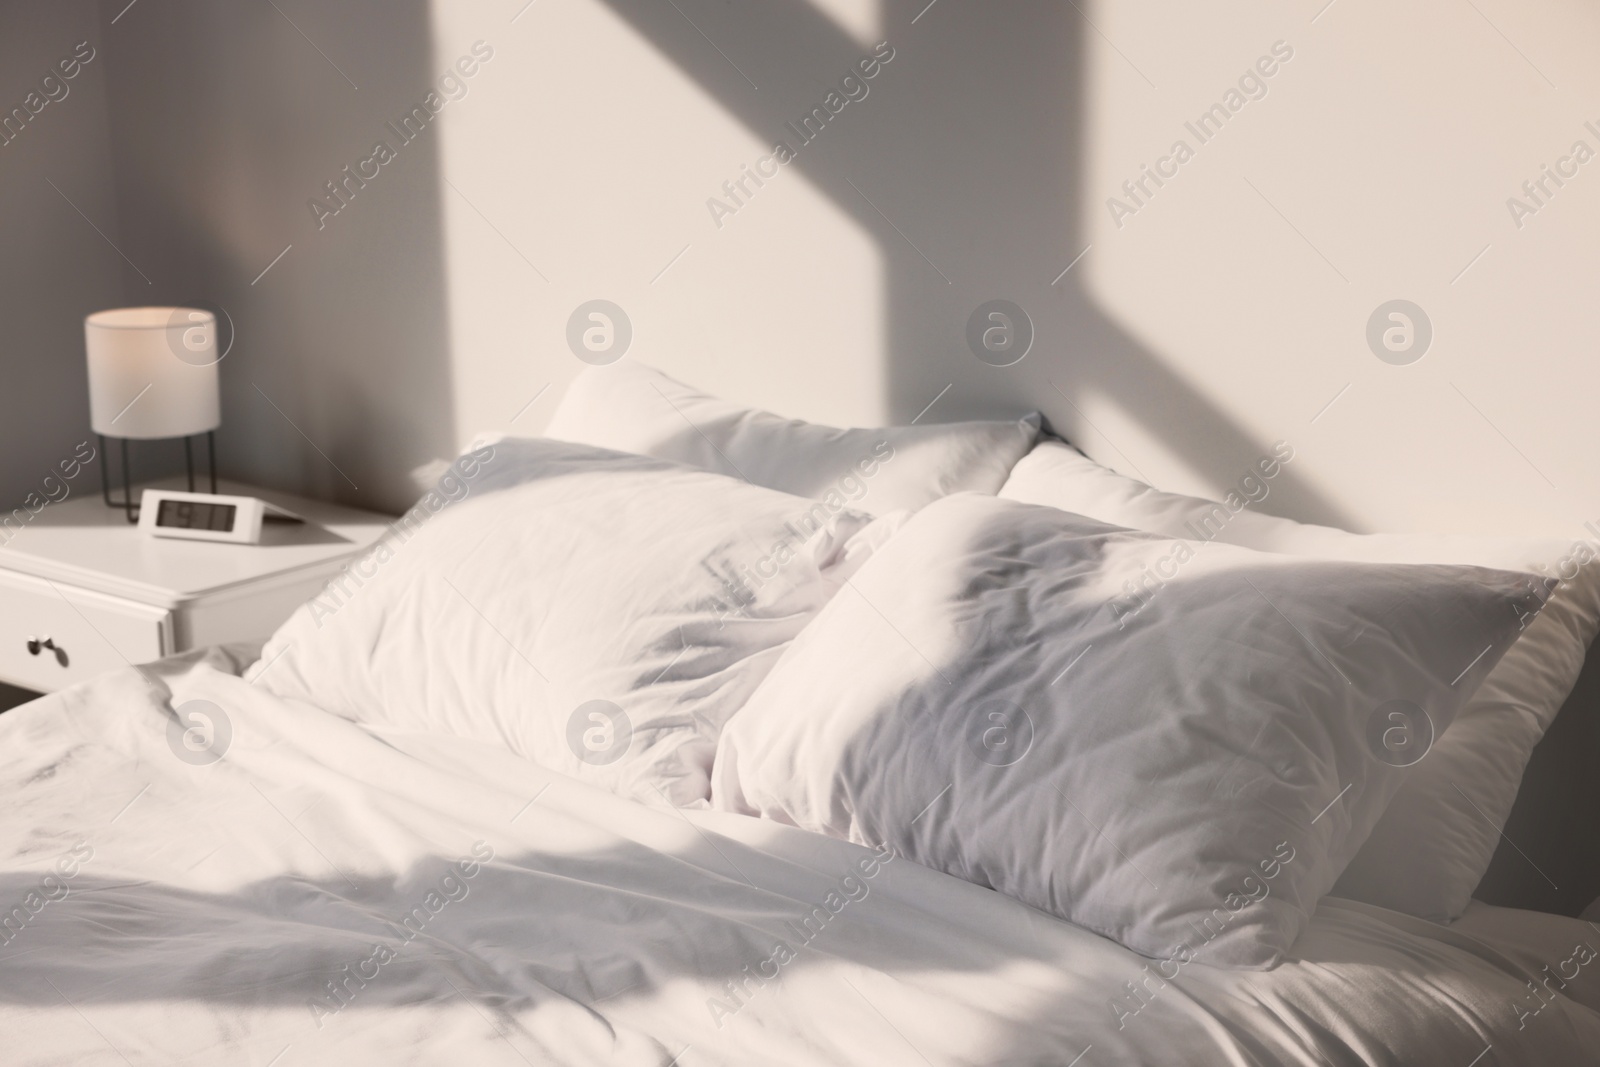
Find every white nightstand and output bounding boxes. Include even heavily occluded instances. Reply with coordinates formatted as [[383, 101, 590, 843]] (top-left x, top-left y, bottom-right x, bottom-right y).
[[0, 478, 392, 693]]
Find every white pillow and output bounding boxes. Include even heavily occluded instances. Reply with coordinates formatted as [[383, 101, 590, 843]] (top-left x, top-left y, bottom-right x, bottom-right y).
[[543, 360, 1040, 516], [712, 493, 1535, 967], [249, 438, 885, 806], [999, 440, 1600, 921]]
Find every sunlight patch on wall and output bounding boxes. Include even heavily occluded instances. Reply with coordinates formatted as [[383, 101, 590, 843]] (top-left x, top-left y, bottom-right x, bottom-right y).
[[804, 0, 882, 50], [1074, 0, 1597, 537], [431, 0, 886, 446]]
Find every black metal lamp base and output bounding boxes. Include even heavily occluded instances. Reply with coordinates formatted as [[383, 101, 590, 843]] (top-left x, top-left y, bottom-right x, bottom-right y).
[[98, 431, 217, 524]]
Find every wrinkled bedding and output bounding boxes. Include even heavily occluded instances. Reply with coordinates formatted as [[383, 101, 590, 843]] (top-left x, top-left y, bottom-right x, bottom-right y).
[[3, 650, 1599, 1066]]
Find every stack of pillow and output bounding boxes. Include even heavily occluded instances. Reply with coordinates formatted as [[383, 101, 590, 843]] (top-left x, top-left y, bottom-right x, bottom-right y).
[[251, 359, 1600, 968], [250, 361, 1041, 805]]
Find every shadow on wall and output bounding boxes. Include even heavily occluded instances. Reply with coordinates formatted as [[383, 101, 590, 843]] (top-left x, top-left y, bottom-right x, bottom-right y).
[[94, 0, 457, 514], [591, 0, 1360, 531], [0, 1, 125, 512], [80, 0, 1357, 525]]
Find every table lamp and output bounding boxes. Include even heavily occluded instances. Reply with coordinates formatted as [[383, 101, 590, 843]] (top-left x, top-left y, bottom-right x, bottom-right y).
[[85, 307, 221, 522]]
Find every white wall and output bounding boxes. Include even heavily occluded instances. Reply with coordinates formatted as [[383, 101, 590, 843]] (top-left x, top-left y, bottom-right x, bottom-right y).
[[20, 0, 1594, 537], [0, 2, 124, 512], [431, 0, 891, 441], [95, 0, 457, 514], [1080, 0, 1600, 537], [432, 0, 1600, 539]]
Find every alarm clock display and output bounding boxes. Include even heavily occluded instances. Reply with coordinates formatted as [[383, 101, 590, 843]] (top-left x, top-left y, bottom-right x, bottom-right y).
[[138, 490, 302, 544]]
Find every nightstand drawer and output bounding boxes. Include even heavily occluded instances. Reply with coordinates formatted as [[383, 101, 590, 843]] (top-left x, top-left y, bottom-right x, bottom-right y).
[[0, 570, 172, 692]]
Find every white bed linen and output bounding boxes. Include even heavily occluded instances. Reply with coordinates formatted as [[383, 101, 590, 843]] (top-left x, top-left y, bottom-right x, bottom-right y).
[[4, 650, 1600, 1066], [248, 438, 885, 807], [712, 493, 1534, 968], [998, 439, 1600, 924]]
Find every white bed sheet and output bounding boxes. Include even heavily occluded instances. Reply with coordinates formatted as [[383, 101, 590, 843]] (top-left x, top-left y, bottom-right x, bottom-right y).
[[3, 650, 1599, 1066]]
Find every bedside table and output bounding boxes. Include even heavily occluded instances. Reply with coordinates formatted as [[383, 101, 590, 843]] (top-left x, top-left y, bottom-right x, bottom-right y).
[[0, 478, 392, 693]]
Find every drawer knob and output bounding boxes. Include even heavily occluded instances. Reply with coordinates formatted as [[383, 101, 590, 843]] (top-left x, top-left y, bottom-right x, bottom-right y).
[[25, 636, 68, 667]]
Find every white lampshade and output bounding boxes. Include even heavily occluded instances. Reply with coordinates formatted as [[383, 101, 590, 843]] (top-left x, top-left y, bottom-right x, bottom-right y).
[[85, 307, 221, 439]]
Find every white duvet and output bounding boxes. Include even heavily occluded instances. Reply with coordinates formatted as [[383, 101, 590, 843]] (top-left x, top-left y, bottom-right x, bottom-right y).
[[4, 650, 1600, 1066]]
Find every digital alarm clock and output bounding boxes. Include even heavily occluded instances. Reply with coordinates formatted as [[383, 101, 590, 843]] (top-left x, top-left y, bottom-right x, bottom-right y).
[[137, 489, 303, 544]]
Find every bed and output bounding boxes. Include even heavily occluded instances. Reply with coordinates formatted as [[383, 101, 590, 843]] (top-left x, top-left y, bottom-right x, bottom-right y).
[[5, 362, 1599, 1066]]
